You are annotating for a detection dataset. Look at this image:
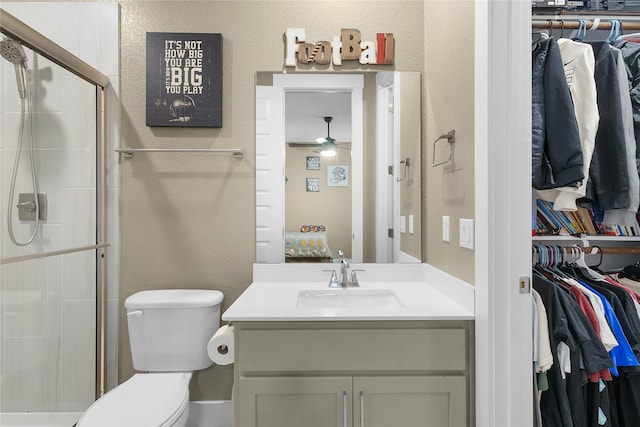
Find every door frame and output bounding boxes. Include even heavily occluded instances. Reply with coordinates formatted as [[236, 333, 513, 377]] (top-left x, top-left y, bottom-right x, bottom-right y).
[[375, 71, 397, 263], [273, 74, 364, 262], [474, 2, 533, 426]]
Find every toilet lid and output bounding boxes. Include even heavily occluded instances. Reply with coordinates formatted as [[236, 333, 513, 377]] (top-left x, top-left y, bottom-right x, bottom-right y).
[[77, 373, 190, 427]]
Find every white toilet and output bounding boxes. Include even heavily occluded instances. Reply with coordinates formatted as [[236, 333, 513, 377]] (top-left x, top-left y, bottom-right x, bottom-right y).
[[77, 289, 224, 427]]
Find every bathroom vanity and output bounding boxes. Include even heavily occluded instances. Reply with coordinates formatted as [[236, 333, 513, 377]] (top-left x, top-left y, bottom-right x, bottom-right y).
[[223, 264, 475, 427]]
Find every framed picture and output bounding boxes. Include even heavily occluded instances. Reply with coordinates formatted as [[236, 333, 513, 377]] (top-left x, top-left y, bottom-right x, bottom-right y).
[[306, 178, 320, 192], [306, 156, 320, 170], [327, 165, 349, 187], [146, 32, 223, 127]]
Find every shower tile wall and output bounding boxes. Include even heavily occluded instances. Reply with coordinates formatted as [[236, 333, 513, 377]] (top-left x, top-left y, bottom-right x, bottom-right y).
[[0, 2, 120, 412]]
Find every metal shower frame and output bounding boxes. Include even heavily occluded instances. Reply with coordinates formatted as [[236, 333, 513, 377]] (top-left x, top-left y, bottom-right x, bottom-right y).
[[0, 8, 111, 399]]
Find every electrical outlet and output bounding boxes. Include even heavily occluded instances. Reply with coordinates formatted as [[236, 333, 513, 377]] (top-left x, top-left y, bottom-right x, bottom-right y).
[[442, 216, 450, 242]]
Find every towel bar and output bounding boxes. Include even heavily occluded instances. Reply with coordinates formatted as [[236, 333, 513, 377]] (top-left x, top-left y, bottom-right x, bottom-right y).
[[115, 147, 244, 159]]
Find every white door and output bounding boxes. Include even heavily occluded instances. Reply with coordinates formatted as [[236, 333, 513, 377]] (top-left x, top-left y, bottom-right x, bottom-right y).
[[255, 85, 284, 263], [376, 72, 421, 263], [376, 72, 396, 263]]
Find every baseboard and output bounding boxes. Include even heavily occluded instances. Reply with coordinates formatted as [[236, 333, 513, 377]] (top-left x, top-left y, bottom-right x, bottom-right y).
[[186, 401, 232, 427]]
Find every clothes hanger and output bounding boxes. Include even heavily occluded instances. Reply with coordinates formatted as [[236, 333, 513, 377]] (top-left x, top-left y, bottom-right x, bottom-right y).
[[532, 30, 548, 44], [536, 245, 564, 281], [606, 20, 621, 44], [616, 20, 640, 41], [531, 21, 551, 46], [572, 19, 587, 42]]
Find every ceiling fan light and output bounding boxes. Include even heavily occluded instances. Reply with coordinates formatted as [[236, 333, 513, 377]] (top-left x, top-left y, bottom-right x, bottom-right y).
[[320, 148, 337, 157]]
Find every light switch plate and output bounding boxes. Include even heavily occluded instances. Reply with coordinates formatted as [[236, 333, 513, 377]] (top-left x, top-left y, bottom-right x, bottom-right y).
[[442, 216, 450, 242], [400, 216, 406, 233], [409, 215, 414, 234], [459, 218, 474, 249]]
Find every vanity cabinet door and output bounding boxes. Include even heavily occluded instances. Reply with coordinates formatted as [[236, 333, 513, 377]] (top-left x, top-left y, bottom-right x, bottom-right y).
[[354, 376, 467, 427], [238, 376, 353, 427]]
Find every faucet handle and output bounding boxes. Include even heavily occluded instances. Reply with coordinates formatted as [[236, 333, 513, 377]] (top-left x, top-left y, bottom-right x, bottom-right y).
[[328, 270, 340, 287], [348, 270, 360, 287]]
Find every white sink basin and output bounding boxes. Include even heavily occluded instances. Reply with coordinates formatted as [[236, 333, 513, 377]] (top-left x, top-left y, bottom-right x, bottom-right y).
[[296, 289, 405, 309]]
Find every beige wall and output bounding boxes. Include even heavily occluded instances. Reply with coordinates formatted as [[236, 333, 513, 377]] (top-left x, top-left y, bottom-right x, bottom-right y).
[[116, 0, 474, 401], [399, 72, 422, 260], [424, 1, 475, 283], [285, 147, 352, 259]]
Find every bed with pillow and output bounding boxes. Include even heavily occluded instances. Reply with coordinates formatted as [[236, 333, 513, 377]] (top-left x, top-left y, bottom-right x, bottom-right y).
[[284, 225, 333, 263]]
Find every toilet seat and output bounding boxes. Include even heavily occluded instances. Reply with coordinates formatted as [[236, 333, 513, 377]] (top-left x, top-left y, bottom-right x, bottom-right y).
[[76, 373, 191, 427]]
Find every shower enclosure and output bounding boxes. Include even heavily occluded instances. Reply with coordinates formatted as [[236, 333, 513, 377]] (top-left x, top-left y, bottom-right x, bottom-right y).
[[0, 4, 118, 425]]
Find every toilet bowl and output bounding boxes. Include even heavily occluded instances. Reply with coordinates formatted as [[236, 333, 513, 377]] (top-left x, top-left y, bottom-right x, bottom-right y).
[[77, 373, 191, 427], [76, 289, 224, 427]]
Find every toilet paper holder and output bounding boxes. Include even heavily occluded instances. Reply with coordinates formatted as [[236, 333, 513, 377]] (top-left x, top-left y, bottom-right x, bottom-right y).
[[207, 324, 235, 365]]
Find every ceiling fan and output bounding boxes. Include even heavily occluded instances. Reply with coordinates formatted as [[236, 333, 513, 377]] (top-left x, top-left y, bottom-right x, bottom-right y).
[[287, 116, 351, 157]]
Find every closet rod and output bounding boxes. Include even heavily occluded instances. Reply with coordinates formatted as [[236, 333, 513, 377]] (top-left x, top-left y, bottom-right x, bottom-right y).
[[532, 20, 640, 31], [584, 246, 640, 255]]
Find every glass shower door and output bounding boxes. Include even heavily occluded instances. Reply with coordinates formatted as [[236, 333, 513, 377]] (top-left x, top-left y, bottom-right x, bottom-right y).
[[0, 35, 98, 415]]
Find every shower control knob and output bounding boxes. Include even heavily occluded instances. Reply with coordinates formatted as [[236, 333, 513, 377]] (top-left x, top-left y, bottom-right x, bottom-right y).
[[17, 200, 36, 212]]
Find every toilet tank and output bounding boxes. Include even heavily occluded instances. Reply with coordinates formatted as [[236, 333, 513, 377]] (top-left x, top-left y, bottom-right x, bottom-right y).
[[125, 289, 224, 372]]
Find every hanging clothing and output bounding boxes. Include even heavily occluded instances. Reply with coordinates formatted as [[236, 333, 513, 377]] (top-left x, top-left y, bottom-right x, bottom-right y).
[[567, 268, 640, 374], [534, 273, 580, 427], [602, 46, 640, 226], [615, 46, 640, 215], [534, 271, 614, 427], [613, 39, 640, 176], [537, 38, 599, 211], [533, 288, 554, 373], [585, 42, 631, 210], [532, 37, 585, 191]]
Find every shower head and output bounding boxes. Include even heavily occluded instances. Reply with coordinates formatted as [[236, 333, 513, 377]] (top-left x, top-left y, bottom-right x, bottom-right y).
[[1, 37, 27, 64], [0, 37, 27, 99]]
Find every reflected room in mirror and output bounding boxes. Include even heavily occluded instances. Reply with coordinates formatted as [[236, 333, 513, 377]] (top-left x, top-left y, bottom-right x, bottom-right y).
[[255, 72, 421, 264]]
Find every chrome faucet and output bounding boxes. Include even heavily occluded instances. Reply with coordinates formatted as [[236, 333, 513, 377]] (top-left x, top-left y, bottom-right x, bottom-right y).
[[339, 250, 349, 284], [328, 250, 360, 288]]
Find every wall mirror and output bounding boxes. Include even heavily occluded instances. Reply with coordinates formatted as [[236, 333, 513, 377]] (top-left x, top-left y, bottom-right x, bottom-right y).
[[256, 72, 421, 264]]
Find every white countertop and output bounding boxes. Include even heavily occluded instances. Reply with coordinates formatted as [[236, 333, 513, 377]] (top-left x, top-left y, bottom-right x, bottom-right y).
[[222, 263, 475, 321]]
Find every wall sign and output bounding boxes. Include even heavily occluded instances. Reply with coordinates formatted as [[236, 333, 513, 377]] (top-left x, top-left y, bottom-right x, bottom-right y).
[[327, 165, 349, 187], [306, 178, 320, 192], [146, 32, 222, 127], [306, 156, 320, 170], [285, 28, 394, 66]]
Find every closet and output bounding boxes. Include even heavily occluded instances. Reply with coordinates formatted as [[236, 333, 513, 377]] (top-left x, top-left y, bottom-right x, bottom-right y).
[[532, 12, 640, 427]]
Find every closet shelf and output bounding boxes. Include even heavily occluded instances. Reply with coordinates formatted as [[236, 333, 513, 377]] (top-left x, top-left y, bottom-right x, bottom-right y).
[[533, 236, 640, 256], [533, 235, 640, 242]]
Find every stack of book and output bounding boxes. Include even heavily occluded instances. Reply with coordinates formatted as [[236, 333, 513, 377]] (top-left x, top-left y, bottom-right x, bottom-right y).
[[533, 199, 635, 236]]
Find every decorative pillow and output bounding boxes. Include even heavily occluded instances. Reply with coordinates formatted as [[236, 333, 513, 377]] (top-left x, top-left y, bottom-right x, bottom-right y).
[[300, 225, 326, 232]]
